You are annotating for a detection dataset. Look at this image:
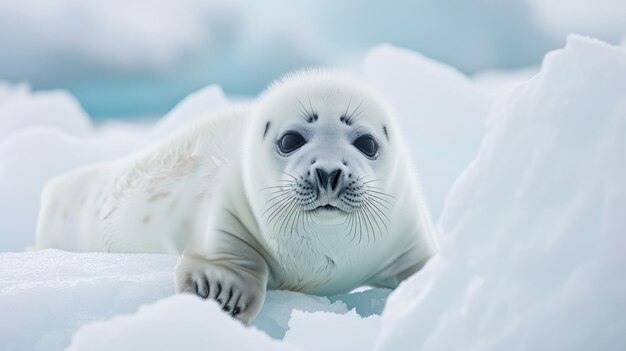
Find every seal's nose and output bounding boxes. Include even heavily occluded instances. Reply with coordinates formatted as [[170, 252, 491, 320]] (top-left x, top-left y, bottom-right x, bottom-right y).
[[315, 168, 342, 192]]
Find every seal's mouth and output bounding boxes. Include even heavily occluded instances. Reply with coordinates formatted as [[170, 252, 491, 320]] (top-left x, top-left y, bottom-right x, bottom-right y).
[[312, 204, 345, 213]]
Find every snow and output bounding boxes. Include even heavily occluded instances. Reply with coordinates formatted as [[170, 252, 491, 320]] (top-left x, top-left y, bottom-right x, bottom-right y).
[[149, 84, 230, 139], [1, 34, 626, 350], [284, 310, 380, 351], [254, 290, 349, 339], [67, 295, 297, 351], [0, 250, 176, 351], [376, 35, 626, 350], [472, 66, 539, 100], [0, 250, 388, 351], [0, 84, 93, 140], [363, 44, 493, 217]]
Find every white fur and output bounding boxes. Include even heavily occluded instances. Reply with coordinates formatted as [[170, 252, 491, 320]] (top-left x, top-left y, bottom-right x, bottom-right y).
[[36, 70, 438, 323]]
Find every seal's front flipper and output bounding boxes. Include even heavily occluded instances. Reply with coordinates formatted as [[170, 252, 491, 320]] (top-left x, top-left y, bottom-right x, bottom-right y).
[[174, 249, 268, 324]]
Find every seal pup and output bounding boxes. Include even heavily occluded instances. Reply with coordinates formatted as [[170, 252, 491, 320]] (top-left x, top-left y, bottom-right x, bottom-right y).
[[36, 70, 438, 323]]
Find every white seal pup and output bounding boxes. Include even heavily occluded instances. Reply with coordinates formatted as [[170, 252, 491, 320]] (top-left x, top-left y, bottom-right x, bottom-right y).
[[36, 70, 438, 323]]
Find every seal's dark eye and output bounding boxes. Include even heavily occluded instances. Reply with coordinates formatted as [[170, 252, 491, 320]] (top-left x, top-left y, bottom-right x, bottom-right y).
[[278, 131, 306, 153], [353, 135, 378, 158]]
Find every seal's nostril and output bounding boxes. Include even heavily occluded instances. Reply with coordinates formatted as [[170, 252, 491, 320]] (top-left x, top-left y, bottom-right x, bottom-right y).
[[316, 168, 329, 189], [329, 169, 341, 191], [315, 168, 342, 192]]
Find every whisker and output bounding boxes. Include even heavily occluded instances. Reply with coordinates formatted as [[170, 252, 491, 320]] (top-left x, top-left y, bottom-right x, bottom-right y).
[[368, 198, 393, 209], [262, 185, 294, 191], [295, 103, 311, 123], [362, 179, 384, 184], [364, 199, 388, 234], [265, 188, 293, 198], [347, 99, 364, 124], [363, 200, 386, 238], [296, 97, 309, 114], [367, 192, 394, 200], [365, 198, 391, 222], [265, 191, 293, 206], [279, 199, 299, 235], [366, 198, 391, 214], [349, 212, 358, 243], [281, 171, 299, 181], [307, 94, 314, 112], [360, 206, 374, 244], [274, 199, 297, 233], [267, 197, 293, 223], [343, 95, 353, 118], [362, 206, 373, 243]]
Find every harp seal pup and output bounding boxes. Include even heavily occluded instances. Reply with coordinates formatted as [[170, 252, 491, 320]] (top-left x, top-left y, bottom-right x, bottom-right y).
[[35, 70, 438, 323]]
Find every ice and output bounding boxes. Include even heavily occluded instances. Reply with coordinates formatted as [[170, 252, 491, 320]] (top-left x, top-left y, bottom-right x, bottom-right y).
[[149, 84, 230, 139], [363, 44, 493, 217], [0, 250, 389, 350], [472, 66, 538, 100], [284, 310, 380, 351], [328, 288, 391, 317], [376, 35, 626, 350], [0, 84, 93, 140], [0, 250, 177, 351], [253, 291, 349, 339], [67, 295, 298, 351]]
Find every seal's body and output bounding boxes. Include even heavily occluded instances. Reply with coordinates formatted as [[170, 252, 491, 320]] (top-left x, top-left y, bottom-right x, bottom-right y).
[[36, 71, 438, 323]]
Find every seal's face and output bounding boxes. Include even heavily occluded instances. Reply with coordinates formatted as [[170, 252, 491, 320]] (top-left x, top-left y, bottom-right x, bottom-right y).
[[244, 74, 398, 242]]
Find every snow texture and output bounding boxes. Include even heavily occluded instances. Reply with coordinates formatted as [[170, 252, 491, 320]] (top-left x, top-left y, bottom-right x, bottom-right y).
[[377, 35, 626, 351], [1, 35, 625, 350], [0, 84, 93, 140], [363, 44, 493, 217], [0, 250, 388, 351], [67, 295, 298, 351]]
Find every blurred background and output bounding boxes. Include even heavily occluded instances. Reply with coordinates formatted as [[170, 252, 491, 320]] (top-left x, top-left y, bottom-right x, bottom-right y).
[[1, 0, 625, 120]]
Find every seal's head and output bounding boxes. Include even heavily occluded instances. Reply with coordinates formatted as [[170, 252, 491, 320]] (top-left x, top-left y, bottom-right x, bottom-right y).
[[243, 70, 400, 244]]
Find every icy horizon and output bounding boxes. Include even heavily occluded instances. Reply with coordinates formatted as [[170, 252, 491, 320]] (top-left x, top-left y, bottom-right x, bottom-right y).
[[1, 0, 624, 119]]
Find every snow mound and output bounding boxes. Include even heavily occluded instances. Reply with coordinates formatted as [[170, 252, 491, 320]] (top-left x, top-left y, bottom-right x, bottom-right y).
[[376, 35, 626, 350], [363, 44, 493, 217], [149, 84, 230, 139], [67, 295, 297, 351], [284, 310, 380, 351], [0, 250, 390, 350], [0, 250, 177, 351], [0, 84, 93, 140], [254, 290, 349, 339]]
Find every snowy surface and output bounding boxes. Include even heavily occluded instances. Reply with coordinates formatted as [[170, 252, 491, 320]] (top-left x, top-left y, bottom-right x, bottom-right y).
[[0, 250, 387, 351], [363, 44, 493, 216], [1, 35, 626, 350], [377, 35, 626, 350]]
